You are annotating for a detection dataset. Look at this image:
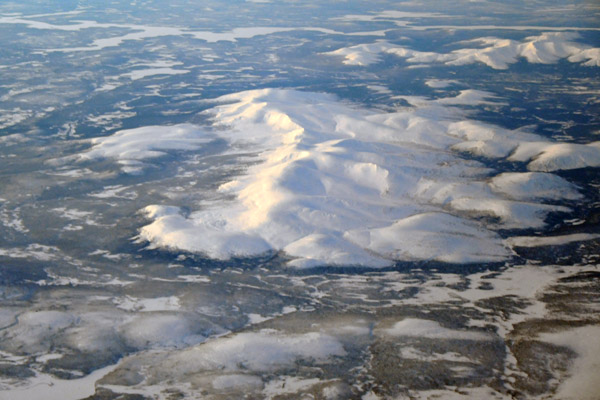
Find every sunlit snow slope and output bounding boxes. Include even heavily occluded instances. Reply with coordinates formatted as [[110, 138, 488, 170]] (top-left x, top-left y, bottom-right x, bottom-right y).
[[83, 89, 593, 267], [327, 32, 600, 68]]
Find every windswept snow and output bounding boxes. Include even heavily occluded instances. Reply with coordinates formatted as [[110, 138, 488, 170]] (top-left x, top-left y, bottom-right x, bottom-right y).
[[382, 318, 490, 341], [326, 33, 600, 69], [82, 88, 596, 267], [538, 326, 600, 400], [489, 172, 583, 201], [79, 124, 215, 174], [506, 233, 600, 248], [157, 329, 345, 373]]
